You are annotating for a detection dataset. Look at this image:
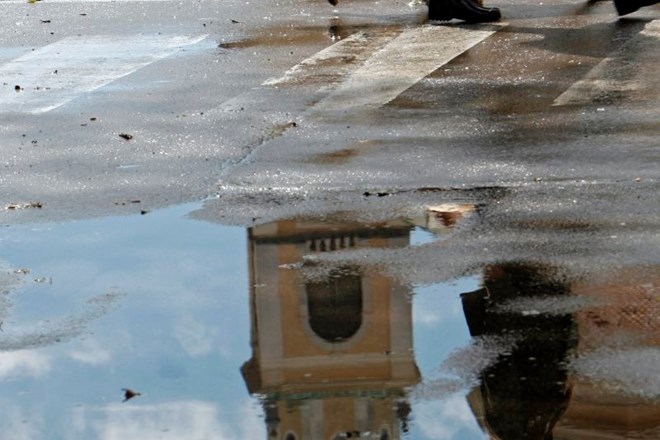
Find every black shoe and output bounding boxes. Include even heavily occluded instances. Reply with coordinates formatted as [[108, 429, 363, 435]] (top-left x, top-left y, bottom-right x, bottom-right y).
[[613, 0, 658, 15], [428, 0, 502, 22]]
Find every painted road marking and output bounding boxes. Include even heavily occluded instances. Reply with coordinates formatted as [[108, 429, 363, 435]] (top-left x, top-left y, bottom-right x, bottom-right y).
[[203, 24, 502, 166], [310, 24, 500, 113], [553, 20, 660, 106], [0, 0, 171, 3], [263, 29, 401, 87], [0, 34, 206, 114]]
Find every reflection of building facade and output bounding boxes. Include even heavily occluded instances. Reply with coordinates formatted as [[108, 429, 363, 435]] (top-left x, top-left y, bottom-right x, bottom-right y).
[[462, 264, 660, 439], [242, 220, 420, 440], [554, 268, 660, 439]]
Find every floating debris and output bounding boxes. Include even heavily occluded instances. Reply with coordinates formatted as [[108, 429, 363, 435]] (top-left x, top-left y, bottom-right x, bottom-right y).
[[6, 202, 43, 210], [114, 200, 141, 206], [122, 388, 142, 402], [363, 191, 391, 197]]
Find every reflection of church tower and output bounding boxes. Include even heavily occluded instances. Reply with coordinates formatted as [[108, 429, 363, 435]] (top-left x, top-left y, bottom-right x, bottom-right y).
[[241, 219, 420, 440]]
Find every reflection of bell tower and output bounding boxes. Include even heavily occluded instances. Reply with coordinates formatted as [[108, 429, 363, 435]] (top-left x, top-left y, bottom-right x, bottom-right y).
[[241, 219, 420, 440]]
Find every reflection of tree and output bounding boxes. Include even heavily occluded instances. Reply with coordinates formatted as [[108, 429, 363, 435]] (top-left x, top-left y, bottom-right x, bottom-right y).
[[462, 264, 578, 440]]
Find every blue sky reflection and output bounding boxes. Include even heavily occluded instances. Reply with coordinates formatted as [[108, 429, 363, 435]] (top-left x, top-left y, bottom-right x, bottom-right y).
[[0, 205, 487, 440]]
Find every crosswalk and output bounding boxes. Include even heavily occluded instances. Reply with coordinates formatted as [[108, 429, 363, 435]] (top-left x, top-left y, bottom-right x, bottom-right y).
[[311, 24, 500, 112], [552, 19, 660, 106], [0, 34, 206, 114], [0, 19, 658, 115], [0, 0, 172, 3], [263, 24, 501, 113]]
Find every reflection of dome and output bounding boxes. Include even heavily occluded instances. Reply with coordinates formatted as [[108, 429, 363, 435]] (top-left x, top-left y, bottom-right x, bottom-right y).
[[307, 271, 363, 342]]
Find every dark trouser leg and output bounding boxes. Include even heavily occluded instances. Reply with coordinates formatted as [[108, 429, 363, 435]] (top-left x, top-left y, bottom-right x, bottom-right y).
[[614, 0, 659, 15]]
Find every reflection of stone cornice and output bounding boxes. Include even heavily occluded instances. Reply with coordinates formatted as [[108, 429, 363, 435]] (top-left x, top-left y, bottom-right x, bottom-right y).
[[555, 382, 660, 437], [250, 221, 410, 244], [241, 357, 261, 394], [257, 385, 415, 403], [258, 351, 417, 370], [242, 353, 421, 396]]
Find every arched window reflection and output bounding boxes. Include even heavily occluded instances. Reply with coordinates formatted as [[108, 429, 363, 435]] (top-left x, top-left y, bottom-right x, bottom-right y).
[[306, 269, 363, 342]]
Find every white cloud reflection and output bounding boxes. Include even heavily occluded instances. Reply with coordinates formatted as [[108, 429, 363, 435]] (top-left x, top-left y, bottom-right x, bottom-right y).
[[414, 394, 486, 440], [68, 338, 112, 365], [173, 315, 218, 357], [71, 399, 263, 440], [0, 350, 51, 378], [413, 286, 465, 329], [0, 401, 43, 440]]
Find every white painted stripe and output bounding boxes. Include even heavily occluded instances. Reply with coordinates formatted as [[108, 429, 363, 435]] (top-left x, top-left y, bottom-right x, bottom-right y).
[[263, 30, 399, 87], [0, 34, 206, 114], [553, 20, 660, 106], [311, 24, 500, 113], [0, 0, 172, 3], [552, 71, 640, 106]]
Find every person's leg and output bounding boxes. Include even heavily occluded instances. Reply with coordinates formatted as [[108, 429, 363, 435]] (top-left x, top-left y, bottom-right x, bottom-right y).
[[613, 0, 658, 15], [428, 0, 501, 22]]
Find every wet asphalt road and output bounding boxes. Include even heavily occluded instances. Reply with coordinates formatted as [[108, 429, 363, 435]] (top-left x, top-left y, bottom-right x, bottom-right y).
[[1, 0, 660, 438], [0, 0, 657, 225], [4, 0, 656, 285]]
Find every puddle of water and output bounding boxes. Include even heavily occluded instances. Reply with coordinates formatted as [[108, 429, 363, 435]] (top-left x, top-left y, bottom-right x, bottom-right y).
[[1, 202, 659, 439], [0, 203, 487, 439], [0, 204, 257, 439], [242, 215, 485, 440], [0, 34, 208, 114], [410, 227, 437, 246]]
